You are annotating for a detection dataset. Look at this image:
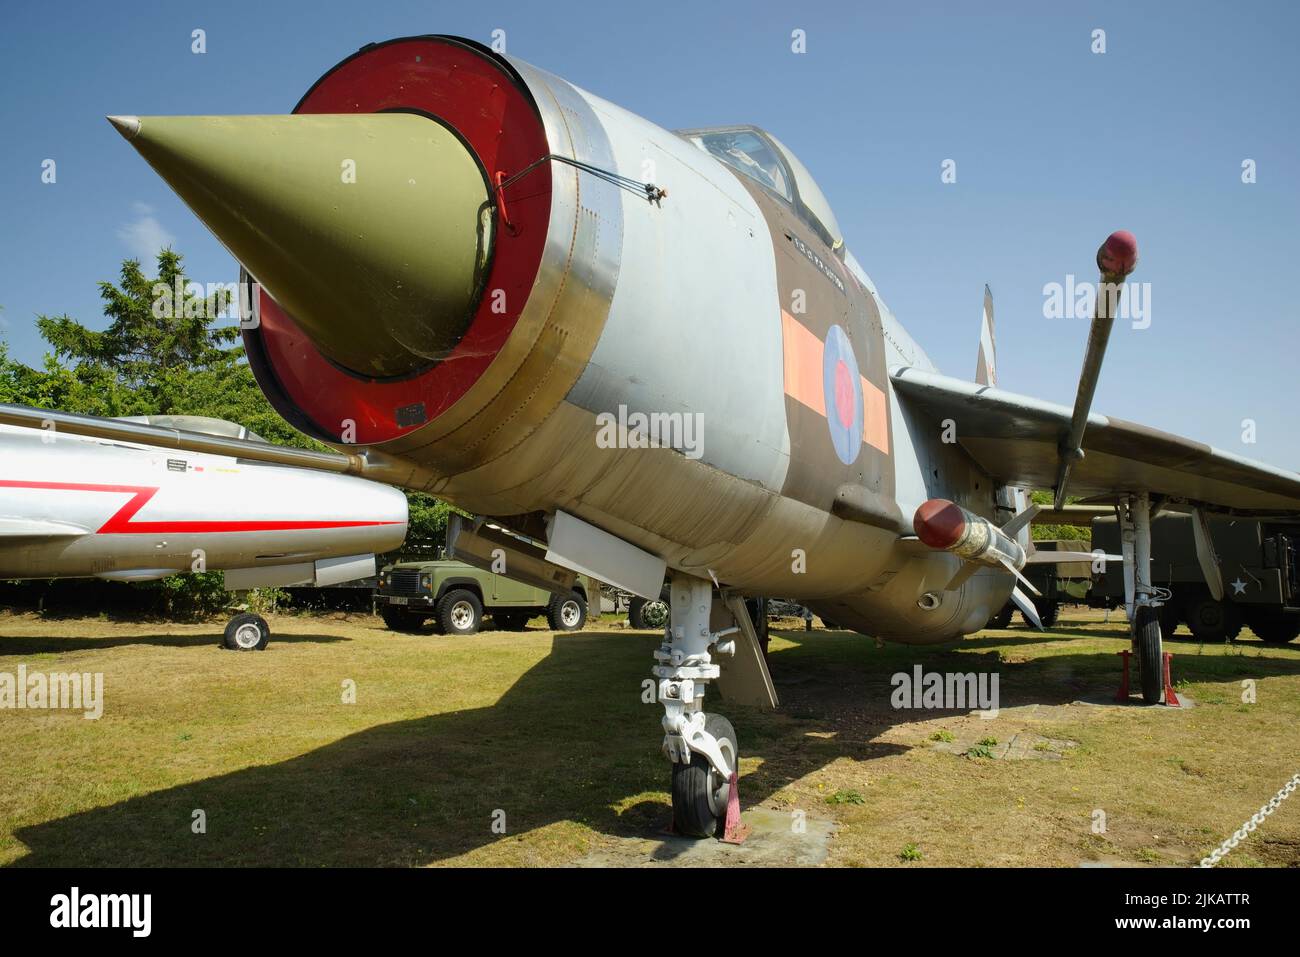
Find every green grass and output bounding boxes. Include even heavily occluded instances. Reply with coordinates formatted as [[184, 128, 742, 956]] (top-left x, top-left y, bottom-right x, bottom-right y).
[[1, 607, 1298, 867]]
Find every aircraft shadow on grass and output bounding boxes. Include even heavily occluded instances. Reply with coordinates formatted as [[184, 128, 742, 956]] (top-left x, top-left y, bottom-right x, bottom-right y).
[[9, 627, 1299, 866]]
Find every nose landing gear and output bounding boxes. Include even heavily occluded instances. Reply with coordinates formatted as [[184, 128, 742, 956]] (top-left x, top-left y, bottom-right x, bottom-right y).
[[652, 573, 750, 838]]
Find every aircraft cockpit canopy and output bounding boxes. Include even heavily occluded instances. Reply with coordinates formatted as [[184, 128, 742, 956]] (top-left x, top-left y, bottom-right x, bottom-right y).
[[677, 125, 844, 256]]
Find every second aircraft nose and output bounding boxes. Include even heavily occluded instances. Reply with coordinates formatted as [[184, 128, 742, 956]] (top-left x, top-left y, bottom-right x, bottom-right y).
[[107, 112, 493, 379]]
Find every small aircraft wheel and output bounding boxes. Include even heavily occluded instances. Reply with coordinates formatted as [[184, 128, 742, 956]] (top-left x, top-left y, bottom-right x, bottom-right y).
[[628, 596, 669, 630], [986, 603, 1014, 630], [1134, 605, 1163, 704], [547, 591, 587, 631], [437, 589, 482, 636], [671, 714, 737, 838], [223, 613, 270, 651]]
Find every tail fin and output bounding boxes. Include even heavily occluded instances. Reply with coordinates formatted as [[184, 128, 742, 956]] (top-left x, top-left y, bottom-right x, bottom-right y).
[[975, 284, 996, 386]]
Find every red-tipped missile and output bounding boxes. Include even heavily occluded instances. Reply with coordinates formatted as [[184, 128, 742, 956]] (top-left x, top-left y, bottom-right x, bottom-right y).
[[912, 498, 1027, 570], [913, 498, 967, 549]]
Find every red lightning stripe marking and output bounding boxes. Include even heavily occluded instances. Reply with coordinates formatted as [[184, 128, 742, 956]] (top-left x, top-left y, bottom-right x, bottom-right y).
[[0, 480, 400, 534]]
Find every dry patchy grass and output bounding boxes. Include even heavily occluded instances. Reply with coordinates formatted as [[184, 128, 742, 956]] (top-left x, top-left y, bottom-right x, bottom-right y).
[[1, 607, 1296, 867]]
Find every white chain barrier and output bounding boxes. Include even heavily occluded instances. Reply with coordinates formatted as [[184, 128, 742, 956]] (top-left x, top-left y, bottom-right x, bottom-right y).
[[1198, 771, 1300, 867]]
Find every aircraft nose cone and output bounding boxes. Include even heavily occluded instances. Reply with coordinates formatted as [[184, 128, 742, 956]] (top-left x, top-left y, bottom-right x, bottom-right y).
[[913, 498, 967, 550], [108, 112, 493, 379], [106, 114, 141, 139]]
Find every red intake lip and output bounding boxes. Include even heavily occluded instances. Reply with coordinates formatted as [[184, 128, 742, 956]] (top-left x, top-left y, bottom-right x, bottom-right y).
[[245, 36, 552, 446]]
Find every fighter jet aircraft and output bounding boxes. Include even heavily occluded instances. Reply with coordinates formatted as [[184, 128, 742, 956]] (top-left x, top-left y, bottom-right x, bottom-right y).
[[45, 34, 1300, 838], [0, 413, 408, 649]]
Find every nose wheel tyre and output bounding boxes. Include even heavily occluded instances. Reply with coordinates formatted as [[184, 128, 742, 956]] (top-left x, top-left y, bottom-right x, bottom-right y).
[[437, 589, 482, 635], [223, 613, 270, 651], [547, 592, 587, 631], [671, 714, 738, 838], [1134, 605, 1163, 704]]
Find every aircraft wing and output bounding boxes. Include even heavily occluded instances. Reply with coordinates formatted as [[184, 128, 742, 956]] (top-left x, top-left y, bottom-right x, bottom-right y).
[[890, 367, 1300, 513]]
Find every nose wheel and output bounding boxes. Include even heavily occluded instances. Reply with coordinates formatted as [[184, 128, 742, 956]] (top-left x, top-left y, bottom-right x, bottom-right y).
[[671, 714, 738, 837]]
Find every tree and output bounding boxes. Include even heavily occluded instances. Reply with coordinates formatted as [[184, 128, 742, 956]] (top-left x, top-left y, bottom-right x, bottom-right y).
[[2, 249, 454, 604], [1029, 489, 1090, 542], [20, 251, 309, 448]]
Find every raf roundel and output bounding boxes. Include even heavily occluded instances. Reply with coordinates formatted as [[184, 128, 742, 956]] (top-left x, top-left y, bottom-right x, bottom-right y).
[[821, 324, 863, 465]]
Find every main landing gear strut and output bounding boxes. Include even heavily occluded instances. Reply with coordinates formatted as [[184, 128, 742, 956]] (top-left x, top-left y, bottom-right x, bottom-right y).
[[653, 572, 745, 838], [1119, 491, 1169, 704]]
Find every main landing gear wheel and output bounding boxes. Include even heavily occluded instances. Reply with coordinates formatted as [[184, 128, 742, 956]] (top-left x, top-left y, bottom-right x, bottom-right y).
[[1134, 605, 1163, 704], [223, 612, 270, 651], [671, 714, 737, 838]]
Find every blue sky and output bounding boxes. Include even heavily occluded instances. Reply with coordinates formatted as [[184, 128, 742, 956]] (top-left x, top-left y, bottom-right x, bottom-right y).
[[2, 1, 1297, 466]]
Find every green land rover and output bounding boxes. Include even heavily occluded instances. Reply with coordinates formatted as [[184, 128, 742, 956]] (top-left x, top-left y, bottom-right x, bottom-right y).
[[375, 557, 598, 636]]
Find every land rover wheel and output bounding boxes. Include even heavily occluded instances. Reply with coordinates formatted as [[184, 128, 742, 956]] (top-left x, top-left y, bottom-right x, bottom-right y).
[[548, 592, 587, 631], [381, 607, 424, 633], [437, 589, 482, 636]]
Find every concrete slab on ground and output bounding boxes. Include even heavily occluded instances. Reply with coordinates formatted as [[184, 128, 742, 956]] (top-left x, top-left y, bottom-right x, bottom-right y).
[[577, 806, 834, 867]]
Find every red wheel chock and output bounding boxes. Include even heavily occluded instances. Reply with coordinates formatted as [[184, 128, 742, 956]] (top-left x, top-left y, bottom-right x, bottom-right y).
[[718, 770, 750, 845], [1116, 649, 1180, 706], [1162, 652, 1181, 707]]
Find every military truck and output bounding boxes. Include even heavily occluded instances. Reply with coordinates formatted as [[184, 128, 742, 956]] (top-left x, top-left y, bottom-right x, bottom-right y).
[[1090, 513, 1300, 643], [987, 539, 1095, 628], [375, 554, 598, 636]]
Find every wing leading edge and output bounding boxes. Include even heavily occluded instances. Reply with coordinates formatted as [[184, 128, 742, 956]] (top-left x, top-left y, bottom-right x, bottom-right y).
[[891, 366, 1300, 514]]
